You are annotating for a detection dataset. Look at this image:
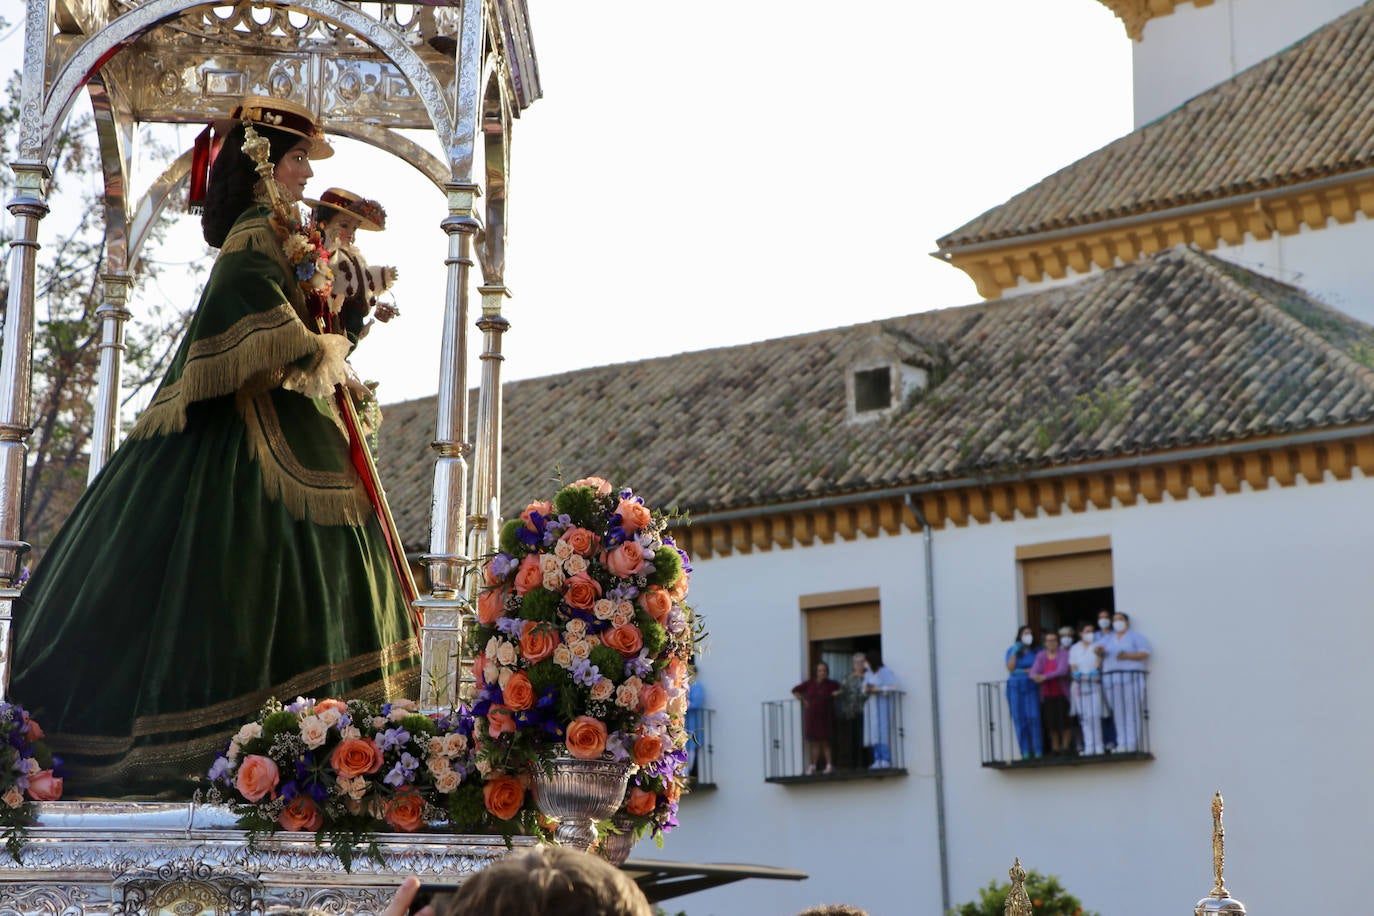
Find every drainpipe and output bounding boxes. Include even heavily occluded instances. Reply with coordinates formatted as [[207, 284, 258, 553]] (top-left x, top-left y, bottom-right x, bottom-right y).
[[907, 494, 950, 915]]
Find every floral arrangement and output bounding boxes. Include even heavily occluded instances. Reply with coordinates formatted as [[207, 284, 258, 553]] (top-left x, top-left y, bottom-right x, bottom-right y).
[[207, 696, 519, 867], [472, 476, 699, 842], [281, 222, 333, 299], [0, 702, 62, 860]]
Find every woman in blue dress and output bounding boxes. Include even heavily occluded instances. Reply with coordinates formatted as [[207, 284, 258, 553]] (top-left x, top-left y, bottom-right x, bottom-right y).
[[1004, 625, 1042, 759]]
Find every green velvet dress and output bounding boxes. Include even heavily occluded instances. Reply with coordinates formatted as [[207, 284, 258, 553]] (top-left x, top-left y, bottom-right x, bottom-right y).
[[10, 206, 419, 796]]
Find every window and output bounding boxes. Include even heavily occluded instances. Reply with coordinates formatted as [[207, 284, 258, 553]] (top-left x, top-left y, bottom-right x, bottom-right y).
[[1018, 536, 1114, 640], [853, 367, 892, 413]]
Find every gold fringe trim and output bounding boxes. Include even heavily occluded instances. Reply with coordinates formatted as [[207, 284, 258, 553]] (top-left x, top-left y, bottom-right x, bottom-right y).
[[238, 390, 371, 526], [129, 304, 318, 441], [51, 666, 423, 787], [49, 638, 421, 754]]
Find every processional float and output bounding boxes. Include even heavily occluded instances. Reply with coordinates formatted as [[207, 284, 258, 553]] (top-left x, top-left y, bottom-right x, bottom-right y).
[[0, 0, 536, 910]]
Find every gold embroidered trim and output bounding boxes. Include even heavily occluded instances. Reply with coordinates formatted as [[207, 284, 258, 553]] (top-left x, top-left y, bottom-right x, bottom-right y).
[[48, 639, 420, 754], [50, 667, 423, 785], [129, 304, 318, 440], [238, 390, 370, 526]]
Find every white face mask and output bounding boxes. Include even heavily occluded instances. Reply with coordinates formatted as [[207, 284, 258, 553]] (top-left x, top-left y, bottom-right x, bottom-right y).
[[1112, 620, 1127, 633], [1020, 633, 1034, 646], [1059, 632, 1073, 643], [1081, 633, 1095, 645], [1098, 619, 1111, 630]]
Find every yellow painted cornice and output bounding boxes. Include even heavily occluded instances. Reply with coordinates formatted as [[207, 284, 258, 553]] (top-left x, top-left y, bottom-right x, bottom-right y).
[[941, 172, 1374, 299], [672, 433, 1374, 559], [1097, 0, 1214, 40]]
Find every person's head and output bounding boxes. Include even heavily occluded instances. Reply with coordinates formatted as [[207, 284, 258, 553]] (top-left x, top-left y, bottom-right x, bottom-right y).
[[433, 845, 652, 916], [814, 661, 830, 681], [1016, 624, 1034, 645], [1096, 609, 1112, 629], [201, 96, 332, 247], [1057, 625, 1074, 644], [310, 187, 387, 247], [865, 649, 883, 672], [1113, 611, 1130, 633], [851, 652, 867, 675], [1043, 631, 1060, 652], [1080, 622, 1096, 645]]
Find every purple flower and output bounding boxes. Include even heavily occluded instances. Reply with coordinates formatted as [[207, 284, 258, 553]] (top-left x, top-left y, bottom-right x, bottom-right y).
[[604, 730, 634, 763], [285, 696, 316, 714], [489, 553, 518, 578], [495, 617, 524, 638], [624, 651, 653, 680], [666, 606, 688, 635], [570, 657, 600, 687], [376, 727, 412, 753], [295, 259, 316, 281], [207, 756, 232, 782]]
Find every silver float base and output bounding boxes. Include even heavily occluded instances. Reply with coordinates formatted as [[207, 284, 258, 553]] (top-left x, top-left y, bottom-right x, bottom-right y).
[[0, 801, 532, 914]]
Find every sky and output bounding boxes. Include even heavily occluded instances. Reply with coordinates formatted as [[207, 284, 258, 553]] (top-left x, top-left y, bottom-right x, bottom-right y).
[[4, 0, 1135, 408]]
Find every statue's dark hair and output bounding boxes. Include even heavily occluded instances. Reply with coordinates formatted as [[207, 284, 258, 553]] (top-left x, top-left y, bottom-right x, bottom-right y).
[[200, 123, 302, 248]]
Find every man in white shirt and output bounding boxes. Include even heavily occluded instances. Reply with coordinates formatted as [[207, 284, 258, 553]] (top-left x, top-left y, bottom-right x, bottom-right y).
[[1094, 612, 1152, 752]]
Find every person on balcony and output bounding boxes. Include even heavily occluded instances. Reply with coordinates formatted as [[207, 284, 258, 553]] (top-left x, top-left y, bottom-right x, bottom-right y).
[[8, 97, 419, 796], [1030, 631, 1072, 755], [1095, 611, 1151, 753], [1005, 625, 1042, 759], [793, 661, 841, 774], [862, 651, 899, 769], [1070, 621, 1105, 756]]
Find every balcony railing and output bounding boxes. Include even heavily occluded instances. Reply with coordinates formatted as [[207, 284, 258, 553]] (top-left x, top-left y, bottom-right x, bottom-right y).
[[685, 707, 716, 789], [762, 692, 907, 783], [978, 670, 1152, 768]]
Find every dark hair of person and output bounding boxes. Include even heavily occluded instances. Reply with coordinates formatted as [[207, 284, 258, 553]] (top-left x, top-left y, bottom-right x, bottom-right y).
[[433, 846, 652, 916], [201, 122, 302, 248], [865, 649, 883, 671], [314, 203, 342, 224], [1016, 624, 1033, 641], [1116, 611, 1131, 623]]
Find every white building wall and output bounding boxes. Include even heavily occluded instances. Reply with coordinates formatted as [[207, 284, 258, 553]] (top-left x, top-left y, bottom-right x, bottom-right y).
[[643, 474, 1374, 915], [1133, 0, 1365, 126]]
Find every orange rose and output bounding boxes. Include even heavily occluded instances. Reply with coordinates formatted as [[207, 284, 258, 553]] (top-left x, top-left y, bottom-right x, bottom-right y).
[[632, 735, 664, 767], [668, 573, 689, 602], [25, 769, 62, 802], [478, 584, 511, 625], [384, 789, 426, 832], [503, 672, 536, 711], [514, 554, 543, 596], [23, 719, 44, 742], [665, 657, 687, 686], [563, 571, 602, 610], [520, 500, 553, 531], [571, 476, 613, 496], [605, 624, 644, 657], [330, 738, 384, 779], [472, 654, 486, 686], [625, 787, 657, 816], [314, 698, 348, 715], [560, 526, 601, 556], [488, 706, 517, 738], [483, 775, 525, 821], [234, 754, 280, 803], [520, 621, 558, 663], [603, 542, 646, 578], [564, 716, 608, 760], [278, 795, 324, 832], [639, 586, 672, 624], [664, 781, 683, 804], [638, 684, 668, 715], [483, 559, 505, 586], [616, 498, 653, 534]]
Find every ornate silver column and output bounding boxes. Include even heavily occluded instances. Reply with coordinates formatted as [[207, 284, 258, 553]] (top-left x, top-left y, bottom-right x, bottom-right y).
[[88, 272, 133, 482], [470, 285, 510, 559], [0, 162, 51, 701]]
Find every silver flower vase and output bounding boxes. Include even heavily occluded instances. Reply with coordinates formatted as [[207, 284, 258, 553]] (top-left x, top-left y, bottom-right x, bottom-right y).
[[597, 813, 639, 866], [532, 754, 632, 852]]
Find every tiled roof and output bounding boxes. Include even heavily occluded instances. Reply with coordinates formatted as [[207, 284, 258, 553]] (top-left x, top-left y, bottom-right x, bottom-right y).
[[938, 2, 1374, 248], [376, 248, 1374, 550]]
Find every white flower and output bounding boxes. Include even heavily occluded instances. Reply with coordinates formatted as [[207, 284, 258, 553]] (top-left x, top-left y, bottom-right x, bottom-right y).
[[668, 693, 689, 717], [569, 640, 591, 661], [552, 645, 573, 668], [235, 723, 263, 745], [566, 618, 588, 638], [485, 636, 500, 659], [428, 737, 445, 756], [539, 554, 561, 574], [443, 733, 468, 756], [428, 755, 452, 776], [593, 599, 616, 621], [542, 569, 565, 591], [616, 683, 641, 710], [553, 540, 574, 561], [318, 707, 342, 729], [590, 679, 615, 702], [283, 233, 312, 263], [340, 725, 362, 741], [388, 707, 409, 722], [484, 660, 500, 684], [2, 787, 23, 809], [617, 600, 635, 618], [338, 775, 368, 801], [563, 554, 588, 576], [435, 770, 461, 793], [299, 715, 329, 749], [495, 641, 518, 667], [613, 607, 635, 628], [475, 757, 493, 777], [497, 667, 514, 688]]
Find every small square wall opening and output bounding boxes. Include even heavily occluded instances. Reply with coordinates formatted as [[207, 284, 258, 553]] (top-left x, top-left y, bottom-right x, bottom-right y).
[[853, 367, 893, 413]]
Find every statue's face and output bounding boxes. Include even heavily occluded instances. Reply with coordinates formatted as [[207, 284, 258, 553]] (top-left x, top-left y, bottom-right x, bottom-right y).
[[327, 213, 361, 247], [272, 140, 313, 201]]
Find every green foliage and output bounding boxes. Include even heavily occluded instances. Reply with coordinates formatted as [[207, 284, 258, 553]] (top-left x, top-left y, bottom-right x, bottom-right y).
[[589, 646, 624, 682], [519, 588, 560, 622], [260, 710, 299, 743], [952, 870, 1097, 916], [636, 612, 668, 658], [498, 518, 524, 555], [525, 659, 562, 694], [647, 546, 683, 587], [398, 713, 437, 737], [446, 781, 488, 831], [552, 485, 599, 527]]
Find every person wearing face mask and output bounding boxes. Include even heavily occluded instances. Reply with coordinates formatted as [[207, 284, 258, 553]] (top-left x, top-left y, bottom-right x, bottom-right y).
[[1069, 622, 1105, 756], [1094, 611, 1151, 753], [1004, 625, 1042, 760], [1030, 632, 1072, 755], [1092, 608, 1117, 749], [1056, 625, 1081, 753]]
